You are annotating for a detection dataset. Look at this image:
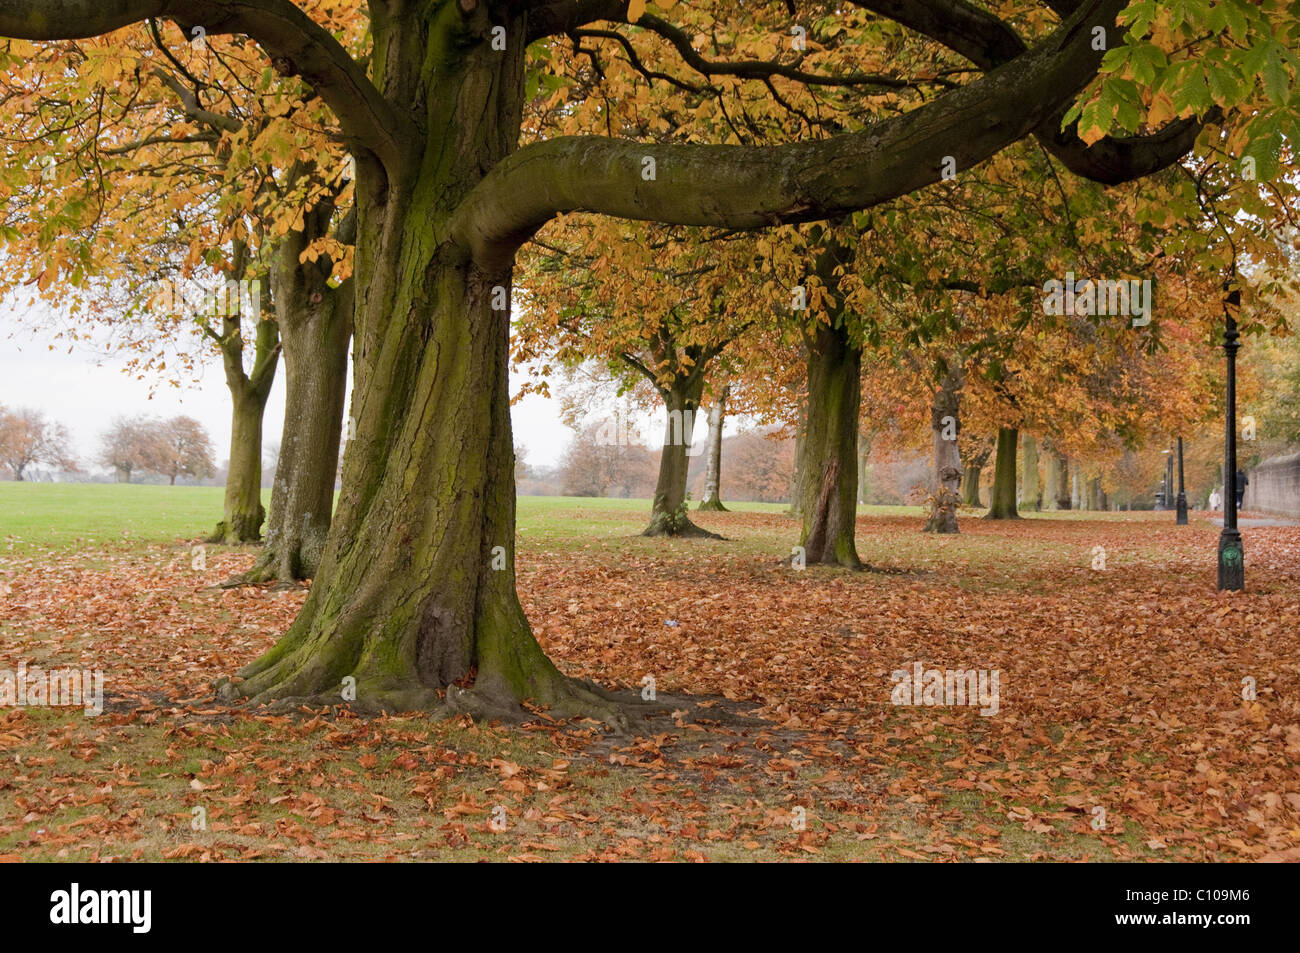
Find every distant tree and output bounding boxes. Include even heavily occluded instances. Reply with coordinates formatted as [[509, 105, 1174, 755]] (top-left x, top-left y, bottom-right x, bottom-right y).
[[559, 416, 657, 499], [713, 429, 797, 504], [98, 416, 155, 484], [0, 406, 76, 480], [144, 416, 216, 486]]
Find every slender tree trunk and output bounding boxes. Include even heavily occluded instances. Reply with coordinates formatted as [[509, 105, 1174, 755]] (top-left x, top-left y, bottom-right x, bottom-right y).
[[924, 366, 963, 533], [961, 441, 990, 508], [697, 384, 728, 512], [786, 391, 807, 516], [1052, 448, 1072, 509], [242, 208, 353, 583], [210, 379, 273, 542], [1071, 467, 1082, 510], [856, 430, 873, 505], [644, 376, 714, 536], [218, 8, 629, 728], [798, 320, 862, 566], [1087, 475, 1103, 511], [1042, 443, 1060, 511], [985, 427, 1021, 519], [1021, 433, 1040, 511], [208, 247, 279, 545]]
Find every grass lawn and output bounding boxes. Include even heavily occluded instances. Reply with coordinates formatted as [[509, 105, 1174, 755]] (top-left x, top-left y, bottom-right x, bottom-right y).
[[1, 482, 1297, 861]]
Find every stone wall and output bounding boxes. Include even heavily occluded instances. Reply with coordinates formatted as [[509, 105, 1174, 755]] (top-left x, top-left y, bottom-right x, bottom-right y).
[[1244, 452, 1300, 518]]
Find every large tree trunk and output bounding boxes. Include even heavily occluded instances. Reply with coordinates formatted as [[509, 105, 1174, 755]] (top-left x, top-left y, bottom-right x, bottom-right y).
[[798, 320, 862, 567], [217, 7, 628, 727], [1021, 433, 1040, 511], [924, 367, 963, 533], [242, 209, 353, 584], [697, 384, 728, 512], [985, 427, 1021, 519], [643, 376, 715, 536]]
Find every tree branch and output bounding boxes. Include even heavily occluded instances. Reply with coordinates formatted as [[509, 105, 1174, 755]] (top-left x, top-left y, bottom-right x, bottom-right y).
[[453, 0, 1137, 270], [0, 0, 414, 175]]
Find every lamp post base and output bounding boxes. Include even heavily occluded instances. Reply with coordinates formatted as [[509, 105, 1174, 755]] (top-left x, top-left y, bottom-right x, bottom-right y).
[[1217, 528, 1244, 591], [1176, 493, 1188, 526]]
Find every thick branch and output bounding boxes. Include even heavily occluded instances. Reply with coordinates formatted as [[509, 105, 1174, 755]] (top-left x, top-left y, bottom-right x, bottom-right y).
[[849, 0, 1206, 183], [454, 0, 1135, 269]]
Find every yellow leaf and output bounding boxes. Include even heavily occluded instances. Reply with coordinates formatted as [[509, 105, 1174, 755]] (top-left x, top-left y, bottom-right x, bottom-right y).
[[628, 0, 647, 22]]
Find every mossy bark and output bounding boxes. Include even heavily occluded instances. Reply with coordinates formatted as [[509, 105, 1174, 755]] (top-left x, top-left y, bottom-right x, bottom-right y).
[[209, 306, 278, 545], [217, 4, 632, 728], [985, 427, 1021, 520], [798, 320, 862, 567], [242, 205, 352, 583]]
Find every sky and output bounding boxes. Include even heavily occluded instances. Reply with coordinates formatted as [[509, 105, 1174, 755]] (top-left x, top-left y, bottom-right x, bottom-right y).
[[0, 299, 690, 476]]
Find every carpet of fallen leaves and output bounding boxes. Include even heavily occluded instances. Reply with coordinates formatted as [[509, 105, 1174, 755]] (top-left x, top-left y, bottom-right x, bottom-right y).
[[1, 507, 1298, 862]]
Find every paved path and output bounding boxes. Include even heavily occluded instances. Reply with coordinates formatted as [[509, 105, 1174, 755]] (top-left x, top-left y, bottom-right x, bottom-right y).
[[1210, 517, 1300, 528]]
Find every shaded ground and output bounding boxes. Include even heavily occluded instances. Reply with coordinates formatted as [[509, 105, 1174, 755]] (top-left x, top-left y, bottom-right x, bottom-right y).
[[1, 494, 1298, 861]]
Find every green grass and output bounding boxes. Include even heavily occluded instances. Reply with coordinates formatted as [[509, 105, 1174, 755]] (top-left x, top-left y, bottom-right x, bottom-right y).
[[0, 483, 255, 551], [0, 482, 909, 552]]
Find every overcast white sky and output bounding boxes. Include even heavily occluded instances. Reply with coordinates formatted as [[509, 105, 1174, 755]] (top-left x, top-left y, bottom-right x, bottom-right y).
[[0, 298, 687, 474]]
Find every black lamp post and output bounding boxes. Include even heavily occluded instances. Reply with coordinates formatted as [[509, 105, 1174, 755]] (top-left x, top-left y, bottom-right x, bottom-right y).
[[1218, 287, 1244, 591], [1175, 436, 1188, 525]]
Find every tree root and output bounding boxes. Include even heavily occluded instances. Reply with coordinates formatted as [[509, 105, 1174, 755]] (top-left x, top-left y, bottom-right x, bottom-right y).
[[213, 672, 655, 735], [640, 516, 724, 539], [696, 498, 728, 512]]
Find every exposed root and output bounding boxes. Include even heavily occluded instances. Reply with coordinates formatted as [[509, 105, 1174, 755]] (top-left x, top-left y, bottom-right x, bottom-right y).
[[213, 671, 651, 735], [696, 498, 728, 512], [640, 516, 724, 539]]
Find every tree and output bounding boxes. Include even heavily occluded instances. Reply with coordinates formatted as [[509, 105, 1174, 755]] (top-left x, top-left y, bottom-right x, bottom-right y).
[[697, 383, 729, 511], [98, 416, 154, 483], [0, 17, 358, 575], [144, 415, 216, 485], [0, 406, 75, 480], [1, 0, 1245, 725]]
